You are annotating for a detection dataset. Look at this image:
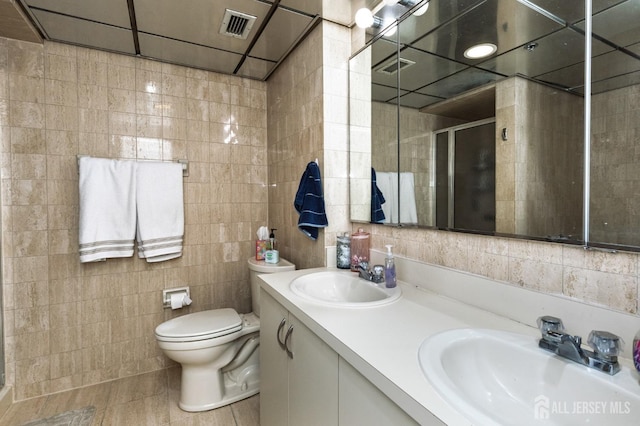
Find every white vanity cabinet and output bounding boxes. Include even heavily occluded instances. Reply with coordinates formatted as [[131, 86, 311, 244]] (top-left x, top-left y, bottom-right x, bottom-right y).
[[339, 358, 419, 425], [260, 290, 339, 426]]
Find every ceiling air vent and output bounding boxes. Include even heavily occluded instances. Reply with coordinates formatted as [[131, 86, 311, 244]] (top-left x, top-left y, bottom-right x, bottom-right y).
[[375, 58, 416, 75], [219, 9, 257, 40]]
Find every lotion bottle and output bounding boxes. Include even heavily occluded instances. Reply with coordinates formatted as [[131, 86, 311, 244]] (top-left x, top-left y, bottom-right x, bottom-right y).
[[384, 245, 397, 288]]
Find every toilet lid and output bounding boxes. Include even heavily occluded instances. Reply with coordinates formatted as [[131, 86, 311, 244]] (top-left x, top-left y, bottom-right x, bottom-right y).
[[155, 308, 242, 342]]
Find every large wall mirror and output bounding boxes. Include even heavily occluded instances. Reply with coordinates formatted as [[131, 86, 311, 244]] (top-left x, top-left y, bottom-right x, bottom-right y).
[[349, 0, 640, 249]]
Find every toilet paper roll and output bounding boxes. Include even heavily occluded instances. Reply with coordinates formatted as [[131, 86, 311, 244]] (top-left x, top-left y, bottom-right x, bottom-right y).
[[170, 293, 185, 309]]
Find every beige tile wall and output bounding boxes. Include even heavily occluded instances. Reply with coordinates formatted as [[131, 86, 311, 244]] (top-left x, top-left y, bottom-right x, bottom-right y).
[[496, 76, 583, 237], [267, 24, 325, 270], [267, 21, 351, 270], [590, 83, 640, 246], [0, 37, 268, 400], [363, 224, 639, 316]]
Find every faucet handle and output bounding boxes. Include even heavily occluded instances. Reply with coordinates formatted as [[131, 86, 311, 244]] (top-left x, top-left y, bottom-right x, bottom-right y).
[[588, 330, 624, 359], [358, 261, 369, 272], [537, 316, 564, 334]]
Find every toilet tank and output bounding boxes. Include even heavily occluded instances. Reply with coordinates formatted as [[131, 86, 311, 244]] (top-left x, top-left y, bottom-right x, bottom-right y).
[[247, 257, 295, 317]]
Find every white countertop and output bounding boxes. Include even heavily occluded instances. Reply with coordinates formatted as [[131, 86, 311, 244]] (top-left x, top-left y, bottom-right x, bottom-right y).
[[258, 266, 545, 425]]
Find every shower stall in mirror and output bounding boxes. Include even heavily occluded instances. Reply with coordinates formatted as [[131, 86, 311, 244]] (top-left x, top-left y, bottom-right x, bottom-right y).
[[587, 0, 640, 249], [435, 119, 496, 232]]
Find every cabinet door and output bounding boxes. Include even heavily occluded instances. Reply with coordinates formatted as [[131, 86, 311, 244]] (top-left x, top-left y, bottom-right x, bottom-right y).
[[288, 315, 339, 426], [260, 290, 290, 426], [339, 358, 420, 425]]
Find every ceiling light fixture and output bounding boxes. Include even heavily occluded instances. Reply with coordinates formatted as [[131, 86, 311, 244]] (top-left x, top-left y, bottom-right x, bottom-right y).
[[355, 7, 382, 28], [463, 43, 497, 59]]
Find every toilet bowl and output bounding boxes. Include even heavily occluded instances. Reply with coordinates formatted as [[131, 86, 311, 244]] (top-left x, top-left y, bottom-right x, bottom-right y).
[[155, 256, 295, 412]]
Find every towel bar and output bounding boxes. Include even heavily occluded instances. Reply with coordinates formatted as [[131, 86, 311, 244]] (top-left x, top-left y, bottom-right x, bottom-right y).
[[76, 156, 189, 177]]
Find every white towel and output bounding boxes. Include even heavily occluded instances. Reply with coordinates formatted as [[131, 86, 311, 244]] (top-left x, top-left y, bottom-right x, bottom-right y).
[[136, 162, 184, 262], [373, 172, 418, 224], [78, 157, 137, 263], [375, 172, 396, 223], [399, 172, 418, 224]]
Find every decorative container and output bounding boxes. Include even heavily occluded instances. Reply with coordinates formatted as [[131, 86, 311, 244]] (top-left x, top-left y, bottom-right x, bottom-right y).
[[350, 228, 370, 272], [337, 232, 351, 269]]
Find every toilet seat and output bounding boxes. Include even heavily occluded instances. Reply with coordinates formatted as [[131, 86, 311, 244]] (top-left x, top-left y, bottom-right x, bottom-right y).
[[155, 308, 242, 343]]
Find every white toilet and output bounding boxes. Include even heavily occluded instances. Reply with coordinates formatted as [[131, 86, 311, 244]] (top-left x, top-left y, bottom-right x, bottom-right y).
[[155, 256, 295, 412]]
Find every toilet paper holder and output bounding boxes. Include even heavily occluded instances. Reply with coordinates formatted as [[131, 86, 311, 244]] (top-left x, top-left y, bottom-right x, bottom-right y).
[[163, 287, 191, 309]]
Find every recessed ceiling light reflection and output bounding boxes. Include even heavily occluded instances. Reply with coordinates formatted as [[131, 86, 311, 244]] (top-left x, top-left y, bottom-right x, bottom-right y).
[[463, 43, 497, 59]]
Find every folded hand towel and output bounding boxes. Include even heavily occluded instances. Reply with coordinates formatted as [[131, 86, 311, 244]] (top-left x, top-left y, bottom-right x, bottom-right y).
[[294, 161, 328, 240], [136, 162, 184, 262], [78, 157, 137, 263], [371, 167, 386, 223]]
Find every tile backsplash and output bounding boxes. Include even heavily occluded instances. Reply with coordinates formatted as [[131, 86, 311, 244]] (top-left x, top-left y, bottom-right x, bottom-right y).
[[364, 224, 639, 316]]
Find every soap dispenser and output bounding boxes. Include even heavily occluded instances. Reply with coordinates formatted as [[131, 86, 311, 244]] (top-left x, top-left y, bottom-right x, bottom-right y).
[[384, 245, 396, 288], [269, 228, 277, 250]]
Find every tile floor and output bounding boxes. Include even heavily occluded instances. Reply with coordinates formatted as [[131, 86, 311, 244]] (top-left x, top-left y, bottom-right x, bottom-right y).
[[0, 367, 259, 425]]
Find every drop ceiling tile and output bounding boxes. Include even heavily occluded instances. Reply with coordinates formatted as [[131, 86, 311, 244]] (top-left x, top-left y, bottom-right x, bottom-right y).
[[410, 0, 564, 64], [138, 33, 242, 75], [395, 0, 485, 45], [538, 49, 640, 92], [279, 0, 321, 17], [627, 41, 640, 56], [134, 0, 271, 55], [372, 84, 408, 103], [418, 67, 502, 99], [592, 50, 640, 83], [249, 7, 313, 62], [0, 1, 41, 43], [525, 0, 623, 25], [25, 0, 131, 28], [478, 28, 613, 80], [590, 0, 640, 48], [395, 47, 468, 93], [591, 70, 640, 95], [371, 37, 397, 68], [236, 56, 277, 80], [31, 10, 135, 54], [398, 92, 443, 109]]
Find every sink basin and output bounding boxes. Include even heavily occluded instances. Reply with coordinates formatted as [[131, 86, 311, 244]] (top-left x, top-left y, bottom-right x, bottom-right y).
[[419, 328, 640, 425], [290, 271, 401, 307]]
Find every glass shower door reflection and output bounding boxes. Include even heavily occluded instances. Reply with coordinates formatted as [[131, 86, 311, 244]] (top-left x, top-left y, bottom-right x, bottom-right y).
[[435, 120, 496, 232]]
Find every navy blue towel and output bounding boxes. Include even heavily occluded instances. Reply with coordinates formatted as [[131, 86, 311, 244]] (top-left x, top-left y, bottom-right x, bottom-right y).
[[371, 168, 386, 223], [294, 161, 328, 240]]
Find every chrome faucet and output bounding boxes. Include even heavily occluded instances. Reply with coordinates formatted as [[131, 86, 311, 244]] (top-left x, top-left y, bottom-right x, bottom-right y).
[[537, 316, 623, 375], [358, 262, 385, 284]]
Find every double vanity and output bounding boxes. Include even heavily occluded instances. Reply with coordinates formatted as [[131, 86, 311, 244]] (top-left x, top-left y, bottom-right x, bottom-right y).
[[258, 252, 640, 425]]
